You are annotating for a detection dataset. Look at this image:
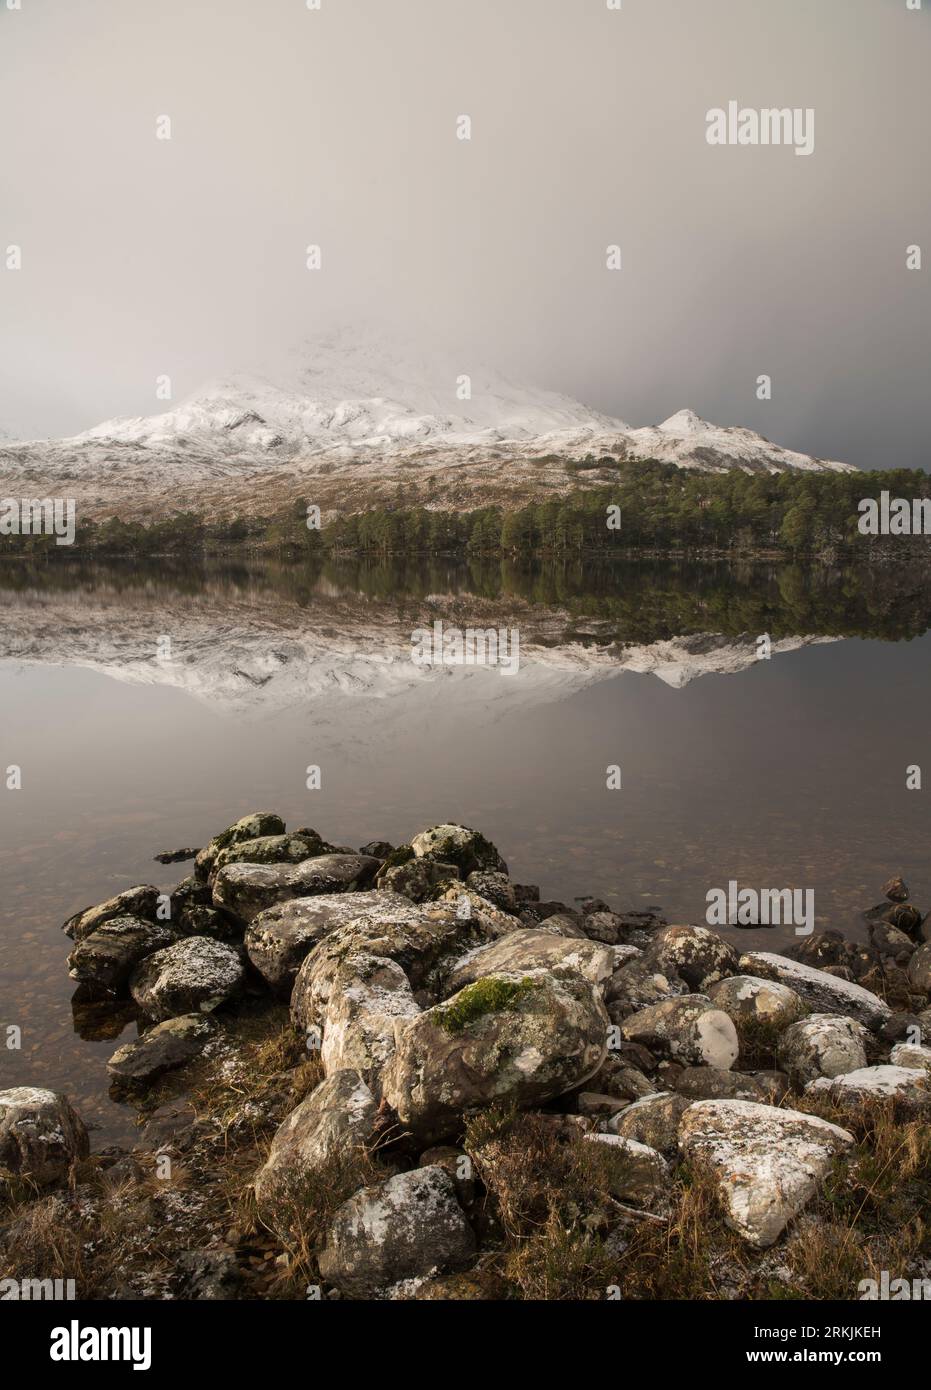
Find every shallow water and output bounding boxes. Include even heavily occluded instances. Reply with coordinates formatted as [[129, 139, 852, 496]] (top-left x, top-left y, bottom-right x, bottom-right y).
[[1, 555, 929, 1144]]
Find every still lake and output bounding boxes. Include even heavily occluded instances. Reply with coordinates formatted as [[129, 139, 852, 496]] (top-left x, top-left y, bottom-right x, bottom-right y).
[[1, 554, 929, 1143]]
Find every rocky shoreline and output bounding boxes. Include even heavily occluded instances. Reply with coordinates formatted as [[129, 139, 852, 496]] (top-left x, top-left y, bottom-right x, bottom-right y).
[[2, 816, 930, 1300]]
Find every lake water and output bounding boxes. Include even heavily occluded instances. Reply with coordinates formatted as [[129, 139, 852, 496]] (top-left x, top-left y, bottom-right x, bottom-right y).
[[1, 554, 930, 1144]]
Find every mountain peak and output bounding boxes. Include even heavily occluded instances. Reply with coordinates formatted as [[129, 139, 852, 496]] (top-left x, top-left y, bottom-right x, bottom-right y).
[[658, 408, 710, 434]]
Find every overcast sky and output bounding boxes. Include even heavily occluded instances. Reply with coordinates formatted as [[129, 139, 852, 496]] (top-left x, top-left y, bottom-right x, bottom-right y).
[[0, 0, 928, 468]]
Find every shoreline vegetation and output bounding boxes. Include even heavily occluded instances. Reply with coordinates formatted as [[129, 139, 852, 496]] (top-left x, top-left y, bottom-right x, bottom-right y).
[[4, 461, 931, 560], [1, 817, 929, 1301]]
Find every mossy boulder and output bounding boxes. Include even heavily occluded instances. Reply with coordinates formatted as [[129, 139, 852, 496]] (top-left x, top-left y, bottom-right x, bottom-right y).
[[410, 823, 507, 877], [194, 812, 286, 881], [382, 968, 609, 1143]]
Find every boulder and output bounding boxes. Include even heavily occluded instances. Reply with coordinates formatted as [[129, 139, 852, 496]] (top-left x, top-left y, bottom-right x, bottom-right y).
[[641, 925, 740, 992], [890, 1041, 931, 1072], [605, 956, 691, 1012], [807, 1064, 931, 1111], [194, 812, 286, 880], [708, 975, 806, 1030], [211, 832, 330, 875], [671, 1067, 780, 1103], [129, 938, 245, 1020], [67, 915, 176, 993], [606, 1091, 689, 1152], [907, 942, 931, 993], [0, 1087, 89, 1187], [580, 1054, 656, 1101], [378, 858, 459, 902], [246, 890, 419, 998], [318, 1166, 476, 1296], [316, 953, 420, 1083], [739, 952, 891, 1030], [776, 1013, 870, 1089], [441, 929, 613, 996], [253, 1070, 377, 1214], [465, 871, 517, 914], [584, 1134, 669, 1205], [289, 901, 503, 1035], [881, 875, 909, 903], [409, 823, 507, 876], [533, 913, 588, 940], [678, 1098, 854, 1247], [212, 854, 381, 926], [62, 885, 160, 943], [869, 921, 916, 962], [107, 1014, 216, 1085], [620, 997, 739, 1069], [382, 970, 609, 1143]]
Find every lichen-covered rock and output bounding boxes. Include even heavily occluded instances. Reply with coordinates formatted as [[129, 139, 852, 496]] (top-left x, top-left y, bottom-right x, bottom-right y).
[[211, 832, 330, 876], [382, 970, 609, 1143], [62, 885, 160, 943], [441, 929, 614, 996], [584, 1133, 669, 1205], [289, 900, 505, 1036], [641, 925, 740, 992], [318, 1165, 476, 1297], [410, 823, 507, 876], [606, 1091, 689, 1152], [605, 956, 691, 1012], [739, 952, 891, 1030], [671, 1067, 780, 1103], [465, 871, 517, 914], [432, 886, 518, 936], [67, 915, 176, 993], [378, 857, 459, 903], [0, 1088, 89, 1187], [708, 975, 806, 1030], [129, 937, 245, 1020], [907, 942, 931, 993], [194, 812, 287, 880], [881, 875, 909, 903], [890, 1041, 931, 1072], [253, 1070, 378, 1214], [678, 1098, 854, 1247], [212, 853, 381, 926], [776, 1013, 870, 1089], [807, 1064, 931, 1111], [317, 952, 420, 1083], [107, 1013, 216, 1085], [620, 997, 739, 1069], [246, 890, 419, 998]]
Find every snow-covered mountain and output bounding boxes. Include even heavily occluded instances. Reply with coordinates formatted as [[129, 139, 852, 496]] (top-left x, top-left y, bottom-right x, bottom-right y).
[[0, 329, 854, 518]]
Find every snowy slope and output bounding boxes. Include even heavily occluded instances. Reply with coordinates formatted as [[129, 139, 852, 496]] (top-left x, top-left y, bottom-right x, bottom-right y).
[[0, 329, 855, 518]]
